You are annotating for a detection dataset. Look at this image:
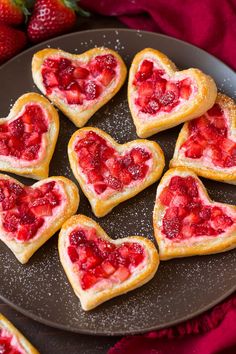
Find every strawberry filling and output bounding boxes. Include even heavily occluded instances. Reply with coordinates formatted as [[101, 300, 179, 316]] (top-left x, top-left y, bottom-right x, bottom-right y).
[[67, 227, 145, 290], [42, 54, 118, 105], [0, 179, 62, 242], [74, 131, 152, 195], [0, 329, 23, 354], [133, 59, 193, 115], [0, 104, 48, 161], [180, 104, 236, 168], [159, 176, 234, 240]]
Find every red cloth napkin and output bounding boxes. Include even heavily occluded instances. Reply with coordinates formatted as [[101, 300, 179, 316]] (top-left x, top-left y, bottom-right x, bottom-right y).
[[79, 2, 235, 352], [80, 0, 236, 70], [108, 293, 236, 354]]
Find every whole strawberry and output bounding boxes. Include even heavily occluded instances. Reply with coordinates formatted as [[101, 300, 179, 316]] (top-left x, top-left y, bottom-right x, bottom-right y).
[[27, 0, 84, 43], [0, 24, 27, 64], [0, 0, 29, 26]]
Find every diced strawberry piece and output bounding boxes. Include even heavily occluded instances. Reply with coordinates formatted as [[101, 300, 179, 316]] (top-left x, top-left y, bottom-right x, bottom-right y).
[[67, 246, 79, 263], [2, 212, 19, 232], [136, 60, 153, 82], [39, 182, 55, 195], [180, 224, 197, 239], [185, 141, 203, 159], [94, 182, 107, 195], [19, 205, 36, 224], [65, 82, 83, 104], [112, 265, 130, 282], [105, 175, 122, 190], [44, 58, 59, 69], [73, 66, 89, 79], [166, 82, 179, 97], [58, 58, 71, 70], [207, 104, 223, 117], [99, 68, 116, 86], [199, 207, 211, 220], [22, 113, 32, 124], [87, 169, 103, 183], [86, 228, 98, 241], [130, 148, 150, 164], [118, 245, 129, 258], [128, 164, 148, 180], [224, 155, 236, 168], [106, 159, 121, 178], [42, 69, 58, 87], [8, 137, 23, 150], [95, 54, 117, 69], [159, 90, 176, 106], [119, 169, 132, 185], [129, 243, 145, 266], [101, 261, 116, 276], [171, 194, 189, 208], [31, 198, 52, 216], [81, 272, 98, 290], [8, 118, 24, 137], [17, 226, 29, 241], [84, 253, 102, 270], [180, 85, 192, 99], [213, 214, 233, 230], [154, 78, 167, 96], [25, 132, 41, 146], [162, 207, 181, 239], [58, 73, 73, 89], [2, 195, 15, 210], [89, 61, 101, 77], [138, 81, 154, 97], [0, 140, 9, 155], [69, 230, 86, 246], [84, 81, 101, 100], [160, 187, 174, 206]]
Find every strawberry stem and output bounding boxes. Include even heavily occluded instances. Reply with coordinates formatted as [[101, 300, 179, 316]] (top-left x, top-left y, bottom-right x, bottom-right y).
[[63, 0, 90, 17]]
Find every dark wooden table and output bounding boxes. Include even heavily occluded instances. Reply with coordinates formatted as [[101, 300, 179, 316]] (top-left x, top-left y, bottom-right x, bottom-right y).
[[0, 15, 129, 354]]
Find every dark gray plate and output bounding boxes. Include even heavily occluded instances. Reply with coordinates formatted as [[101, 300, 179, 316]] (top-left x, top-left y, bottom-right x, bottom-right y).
[[0, 29, 235, 336]]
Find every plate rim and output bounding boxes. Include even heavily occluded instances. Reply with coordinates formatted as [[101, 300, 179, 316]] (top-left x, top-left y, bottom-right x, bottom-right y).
[[0, 28, 235, 336]]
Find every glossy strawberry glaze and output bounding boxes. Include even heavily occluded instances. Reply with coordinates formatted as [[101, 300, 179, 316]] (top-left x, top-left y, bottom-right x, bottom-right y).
[[74, 131, 152, 196], [0, 104, 48, 162], [67, 226, 146, 290], [42, 54, 118, 105], [159, 176, 234, 240], [180, 104, 236, 168], [0, 179, 62, 242], [0, 329, 23, 354], [133, 59, 194, 115]]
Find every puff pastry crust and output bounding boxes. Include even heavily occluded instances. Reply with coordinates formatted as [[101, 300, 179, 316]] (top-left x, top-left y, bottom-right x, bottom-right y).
[[170, 93, 236, 184], [58, 214, 159, 311], [68, 127, 165, 217], [153, 167, 236, 260], [0, 174, 79, 264], [32, 47, 127, 127], [0, 93, 59, 180], [128, 48, 217, 138], [0, 313, 39, 353]]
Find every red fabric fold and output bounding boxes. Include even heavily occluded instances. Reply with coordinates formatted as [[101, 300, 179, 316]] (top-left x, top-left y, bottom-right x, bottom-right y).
[[81, 0, 236, 70], [108, 293, 236, 354]]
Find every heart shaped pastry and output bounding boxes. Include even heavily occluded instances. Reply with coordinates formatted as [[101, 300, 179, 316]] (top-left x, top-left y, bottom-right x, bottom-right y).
[[32, 47, 127, 127], [128, 48, 217, 138], [68, 127, 165, 217], [153, 167, 236, 260], [0, 313, 39, 354], [58, 214, 159, 310], [0, 174, 79, 264], [170, 93, 236, 184], [0, 93, 59, 180]]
